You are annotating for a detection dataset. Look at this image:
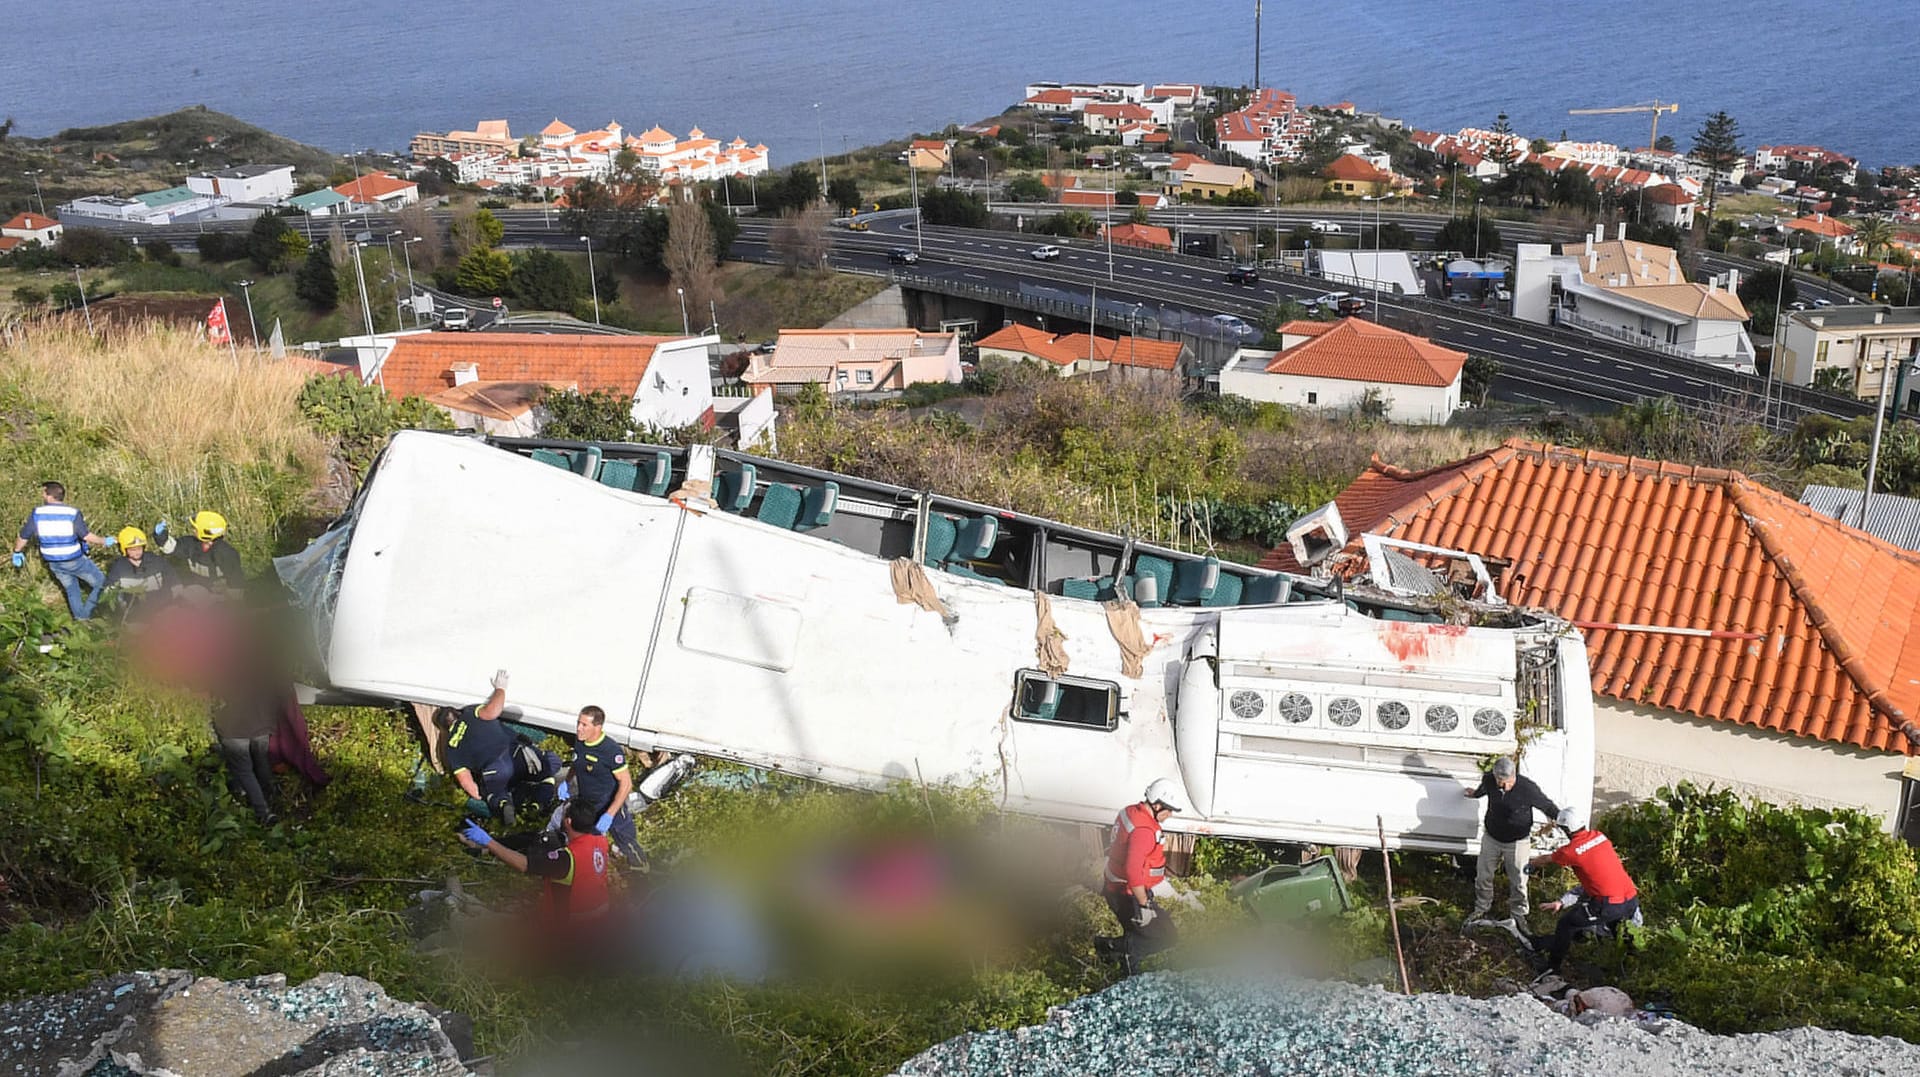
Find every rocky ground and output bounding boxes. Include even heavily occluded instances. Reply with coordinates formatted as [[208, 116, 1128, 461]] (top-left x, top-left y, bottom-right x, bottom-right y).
[[0, 970, 474, 1076], [896, 972, 1920, 1077]]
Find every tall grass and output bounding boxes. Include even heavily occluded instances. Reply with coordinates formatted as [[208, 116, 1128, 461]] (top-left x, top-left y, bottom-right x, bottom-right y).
[[0, 321, 328, 564]]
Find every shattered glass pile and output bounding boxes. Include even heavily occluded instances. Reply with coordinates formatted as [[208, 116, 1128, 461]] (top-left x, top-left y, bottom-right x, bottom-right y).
[[896, 972, 1920, 1077]]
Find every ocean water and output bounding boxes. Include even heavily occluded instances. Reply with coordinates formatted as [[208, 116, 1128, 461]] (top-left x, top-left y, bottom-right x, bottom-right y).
[[5, 0, 1913, 168]]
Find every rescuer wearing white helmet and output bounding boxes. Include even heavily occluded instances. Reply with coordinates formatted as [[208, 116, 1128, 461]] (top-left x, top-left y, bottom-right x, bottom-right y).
[[155, 510, 246, 594], [1525, 806, 1640, 974], [1097, 778, 1185, 972]]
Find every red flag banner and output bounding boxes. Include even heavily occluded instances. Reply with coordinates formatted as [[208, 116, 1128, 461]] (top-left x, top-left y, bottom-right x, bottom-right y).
[[207, 298, 232, 346]]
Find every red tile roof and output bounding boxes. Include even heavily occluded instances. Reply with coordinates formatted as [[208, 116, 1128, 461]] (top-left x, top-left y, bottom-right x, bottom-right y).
[[1058, 189, 1117, 207], [1085, 103, 1152, 121], [1263, 318, 1465, 387], [0, 236, 23, 253], [1258, 440, 1920, 753], [375, 332, 679, 400], [975, 325, 1183, 371], [1026, 89, 1077, 105], [1323, 154, 1392, 183], [1786, 214, 1855, 238], [1107, 222, 1173, 249], [909, 139, 949, 151], [3, 212, 58, 232], [1642, 184, 1693, 205], [332, 171, 417, 201]]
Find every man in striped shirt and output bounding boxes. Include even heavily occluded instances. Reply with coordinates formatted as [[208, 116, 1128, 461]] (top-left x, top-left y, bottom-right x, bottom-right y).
[[12, 481, 113, 619]]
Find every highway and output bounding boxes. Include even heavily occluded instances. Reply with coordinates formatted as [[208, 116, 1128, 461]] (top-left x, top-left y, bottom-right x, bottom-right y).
[[96, 206, 1869, 425], [730, 212, 1866, 426]]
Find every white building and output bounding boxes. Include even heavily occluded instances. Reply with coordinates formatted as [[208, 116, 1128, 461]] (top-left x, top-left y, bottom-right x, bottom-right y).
[[1777, 306, 1920, 402], [1, 211, 62, 246], [1218, 319, 1465, 425], [187, 164, 296, 203], [1511, 225, 1755, 370], [58, 195, 159, 224]]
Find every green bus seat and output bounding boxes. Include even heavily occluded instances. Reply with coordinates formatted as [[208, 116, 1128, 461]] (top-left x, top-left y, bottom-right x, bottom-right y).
[[1170, 556, 1222, 605], [1132, 554, 1175, 608], [757, 483, 805, 529], [795, 482, 839, 532], [714, 464, 757, 512]]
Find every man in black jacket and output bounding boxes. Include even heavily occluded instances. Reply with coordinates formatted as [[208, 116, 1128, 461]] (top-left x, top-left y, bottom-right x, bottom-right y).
[[1464, 757, 1559, 924]]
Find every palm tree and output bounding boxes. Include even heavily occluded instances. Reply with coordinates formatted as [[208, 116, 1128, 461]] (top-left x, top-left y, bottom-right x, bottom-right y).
[[1854, 216, 1894, 264]]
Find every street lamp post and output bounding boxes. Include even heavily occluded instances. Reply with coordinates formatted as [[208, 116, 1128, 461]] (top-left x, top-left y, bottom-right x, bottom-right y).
[[398, 235, 422, 325], [908, 156, 923, 253], [235, 278, 260, 352], [350, 236, 376, 341], [1473, 197, 1484, 260], [676, 287, 689, 335], [579, 235, 600, 325], [1363, 192, 1396, 318], [812, 103, 828, 196], [23, 170, 47, 216], [1104, 162, 1115, 282]]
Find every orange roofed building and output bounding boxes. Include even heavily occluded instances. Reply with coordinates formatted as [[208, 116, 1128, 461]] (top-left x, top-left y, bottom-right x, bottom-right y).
[[744, 328, 962, 395], [359, 331, 720, 437], [1260, 440, 1920, 828], [976, 323, 1189, 380], [1218, 319, 1465, 424]]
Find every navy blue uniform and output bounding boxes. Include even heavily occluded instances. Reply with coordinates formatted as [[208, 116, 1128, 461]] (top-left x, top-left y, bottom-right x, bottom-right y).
[[572, 732, 642, 863], [444, 705, 514, 798]]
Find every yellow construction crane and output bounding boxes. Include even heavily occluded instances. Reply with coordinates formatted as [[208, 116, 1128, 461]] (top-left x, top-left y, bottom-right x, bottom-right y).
[[1568, 101, 1679, 150]]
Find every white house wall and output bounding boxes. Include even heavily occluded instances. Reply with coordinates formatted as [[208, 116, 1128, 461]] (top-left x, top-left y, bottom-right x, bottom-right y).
[[1220, 368, 1458, 424], [632, 337, 716, 429], [1593, 698, 1906, 828]]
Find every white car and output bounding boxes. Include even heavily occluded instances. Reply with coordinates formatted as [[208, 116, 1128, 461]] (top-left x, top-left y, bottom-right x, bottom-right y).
[[1311, 220, 1343, 234], [1030, 244, 1063, 261], [1314, 291, 1353, 311], [1211, 313, 1258, 339], [440, 308, 471, 331]]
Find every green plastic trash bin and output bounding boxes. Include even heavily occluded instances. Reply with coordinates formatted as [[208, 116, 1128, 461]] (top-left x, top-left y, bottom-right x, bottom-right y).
[[1230, 856, 1352, 922]]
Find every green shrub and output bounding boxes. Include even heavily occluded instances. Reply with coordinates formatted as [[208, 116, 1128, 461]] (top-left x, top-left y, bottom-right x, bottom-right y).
[[296, 373, 450, 478]]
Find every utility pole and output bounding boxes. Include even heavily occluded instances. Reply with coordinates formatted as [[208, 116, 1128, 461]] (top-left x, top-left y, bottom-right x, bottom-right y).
[[909, 159, 923, 253], [73, 268, 93, 333], [1254, 1, 1262, 92], [236, 278, 260, 351], [1864, 348, 1896, 527], [812, 103, 828, 196], [580, 235, 600, 325], [351, 238, 376, 342]]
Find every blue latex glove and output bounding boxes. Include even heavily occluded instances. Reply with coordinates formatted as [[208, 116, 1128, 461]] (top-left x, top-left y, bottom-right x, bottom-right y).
[[9, 552, 22, 569], [595, 812, 614, 835], [154, 519, 168, 539], [556, 779, 570, 801], [460, 819, 492, 847], [102, 536, 117, 551]]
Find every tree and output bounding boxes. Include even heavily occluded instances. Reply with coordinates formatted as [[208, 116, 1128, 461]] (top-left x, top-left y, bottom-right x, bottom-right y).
[[1006, 174, 1049, 202], [11, 285, 46, 308], [771, 202, 831, 273], [449, 207, 503, 258], [49, 281, 84, 309], [508, 249, 579, 312], [1814, 367, 1855, 394], [454, 248, 512, 295], [1363, 222, 1416, 250], [392, 202, 445, 272], [196, 232, 249, 262], [1462, 354, 1500, 405], [826, 177, 862, 214], [1220, 186, 1262, 207], [1037, 210, 1098, 238], [248, 213, 296, 272], [920, 189, 989, 228], [1547, 167, 1600, 211], [539, 387, 638, 442], [759, 167, 821, 215], [1737, 264, 1799, 312], [1855, 216, 1895, 263], [295, 240, 339, 310], [665, 197, 723, 323], [1434, 214, 1501, 258], [1690, 111, 1742, 227], [1487, 113, 1520, 171], [1654, 133, 1676, 153], [142, 238, 181, 267], [55, 227, 133, 267]]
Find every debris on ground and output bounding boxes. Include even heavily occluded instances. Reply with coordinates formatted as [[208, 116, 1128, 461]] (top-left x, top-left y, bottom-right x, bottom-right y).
[[0, 969, 475, 1076], [895, 971, 1920, 1077]]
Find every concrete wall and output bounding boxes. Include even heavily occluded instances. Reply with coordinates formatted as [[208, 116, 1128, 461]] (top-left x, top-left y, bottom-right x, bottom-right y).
[[1219, 367, 1458, 424], [1593, 698, 1906, 827], [824, 284, 911, 330]]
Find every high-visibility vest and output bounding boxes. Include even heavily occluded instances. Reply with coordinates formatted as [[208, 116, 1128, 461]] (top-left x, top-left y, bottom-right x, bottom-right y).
[[27, 505, 84, 562], [541, 832, 612, 921], [1104, 801, 1167, 890]]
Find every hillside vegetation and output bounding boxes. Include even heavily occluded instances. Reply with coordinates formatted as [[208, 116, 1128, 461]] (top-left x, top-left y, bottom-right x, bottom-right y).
[[3, 327, 1919, 1073], [0, 107, 343, 215]]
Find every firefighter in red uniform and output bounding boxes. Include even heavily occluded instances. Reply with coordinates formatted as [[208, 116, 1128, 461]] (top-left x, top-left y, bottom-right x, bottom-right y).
[[1097, 778, 1185, 972], [460, 801, 613, 942], [1526, 807, 1639, 973]]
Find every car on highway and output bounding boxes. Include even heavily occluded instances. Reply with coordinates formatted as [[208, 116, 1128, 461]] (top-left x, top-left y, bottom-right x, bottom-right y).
[[847, 219, 870, 232], [1812, 298, 1833, 308], [1334, 297, 1368, 317], [440, 308, 470, 331], [887, 248, 919, 265], [1225, 265, 1260, 284], [1210, 313, 1258, 339], [1031, 244, 1063, 261], [1788, 301, 1809, 311], [1313, 291, 1353, 311], [1311, 220, 1343, 234]]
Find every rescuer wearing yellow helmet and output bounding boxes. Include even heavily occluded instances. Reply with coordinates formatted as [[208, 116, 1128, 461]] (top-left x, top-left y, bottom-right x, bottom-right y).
[[155, 510, 245, 593], [102, 526, 180, 619]]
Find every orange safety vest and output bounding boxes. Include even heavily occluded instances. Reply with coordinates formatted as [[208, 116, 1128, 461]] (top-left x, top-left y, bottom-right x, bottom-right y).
[[1104, 801, 1166, 892]]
